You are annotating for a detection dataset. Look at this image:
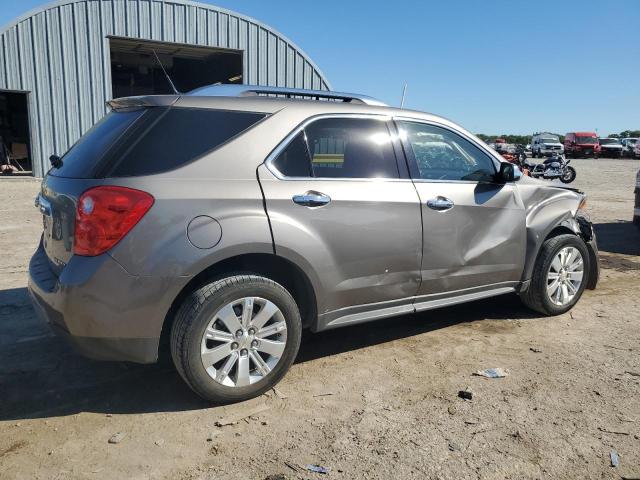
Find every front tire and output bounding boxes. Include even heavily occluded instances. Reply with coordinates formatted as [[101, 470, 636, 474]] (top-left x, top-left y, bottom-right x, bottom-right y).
[[170, 274, 302, 403], [521, 234, 589, 315], [560, 166, 576, 183]]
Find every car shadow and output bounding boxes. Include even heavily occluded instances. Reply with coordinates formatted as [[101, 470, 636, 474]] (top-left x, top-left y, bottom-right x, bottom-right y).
[[0, 286, 536, 421], [594, 221, 640, 256]]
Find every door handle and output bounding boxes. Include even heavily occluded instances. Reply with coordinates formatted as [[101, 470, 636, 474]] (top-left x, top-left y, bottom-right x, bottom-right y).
[[292, 192, 331, 207], [426, 196, 454, 211]]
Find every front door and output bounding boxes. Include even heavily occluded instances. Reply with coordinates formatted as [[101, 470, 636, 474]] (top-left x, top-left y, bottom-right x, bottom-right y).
[[258, 115, 423, 326], [396, 120, 526, 302]]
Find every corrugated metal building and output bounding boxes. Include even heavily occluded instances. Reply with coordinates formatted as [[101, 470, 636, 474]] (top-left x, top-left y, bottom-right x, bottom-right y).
[[0, 0, 330, 177]]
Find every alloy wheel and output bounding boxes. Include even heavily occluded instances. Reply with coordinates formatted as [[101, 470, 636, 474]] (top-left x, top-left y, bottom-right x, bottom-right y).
[[546, 246, 584, 306], [200, 297, 287, 387]]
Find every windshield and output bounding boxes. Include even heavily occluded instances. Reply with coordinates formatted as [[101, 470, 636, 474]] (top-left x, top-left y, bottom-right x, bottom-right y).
[[599, 139, 620, 145], [576, 136, 597, 144], [541, 137, 559, 144]]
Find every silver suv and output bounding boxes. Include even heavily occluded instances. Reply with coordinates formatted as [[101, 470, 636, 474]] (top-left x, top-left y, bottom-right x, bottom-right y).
[[29, 85, 599, 403]]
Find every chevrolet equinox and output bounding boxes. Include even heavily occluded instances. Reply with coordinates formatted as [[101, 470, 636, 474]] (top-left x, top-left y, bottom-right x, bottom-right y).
[[29, 85, 600, 403]]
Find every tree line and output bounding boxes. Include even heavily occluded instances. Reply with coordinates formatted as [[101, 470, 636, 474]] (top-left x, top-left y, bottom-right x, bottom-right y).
[[476, 130, 640, 145]]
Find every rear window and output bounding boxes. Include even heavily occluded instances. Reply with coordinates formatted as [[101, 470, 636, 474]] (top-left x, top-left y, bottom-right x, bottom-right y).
[[50, 107, 266, 178], [109, 108, 266, 177], [50, 110, 144, 178]]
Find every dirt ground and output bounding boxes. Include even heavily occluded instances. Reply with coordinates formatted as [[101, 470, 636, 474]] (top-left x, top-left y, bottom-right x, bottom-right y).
[[1, 159, 639, 480]]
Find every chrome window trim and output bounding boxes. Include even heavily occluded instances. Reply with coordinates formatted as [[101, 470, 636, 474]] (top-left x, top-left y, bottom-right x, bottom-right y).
[[393, 116, 504, 173], [264, 113, 410, 182]]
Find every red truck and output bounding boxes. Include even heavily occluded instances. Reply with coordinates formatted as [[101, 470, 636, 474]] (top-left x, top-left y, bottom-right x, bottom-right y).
[[564, 132, 601, 158]]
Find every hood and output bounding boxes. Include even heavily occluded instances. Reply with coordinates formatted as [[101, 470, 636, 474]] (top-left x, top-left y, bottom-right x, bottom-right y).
[[600, 144, 622, 149]]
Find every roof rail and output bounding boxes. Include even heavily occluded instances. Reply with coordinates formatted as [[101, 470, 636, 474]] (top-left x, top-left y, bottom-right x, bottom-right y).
[[187, 84, 387, 106]]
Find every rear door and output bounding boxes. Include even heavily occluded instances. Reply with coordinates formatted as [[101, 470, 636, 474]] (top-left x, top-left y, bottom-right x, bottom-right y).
[[395, 119, 526, 302], [258, 115, 423, 327]]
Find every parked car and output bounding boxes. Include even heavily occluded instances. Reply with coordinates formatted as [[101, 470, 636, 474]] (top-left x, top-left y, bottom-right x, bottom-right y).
[[598, 138, 624, 158], [531, 133, 564, 157], [634, 141, 640, 159], [564, 132, 600, 158], [635, 168, 640, 228], [28, 85, 600, 403], [621, 138, 638, 158]]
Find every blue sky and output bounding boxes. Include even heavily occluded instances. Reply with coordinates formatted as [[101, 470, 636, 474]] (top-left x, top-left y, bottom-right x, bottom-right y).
[[2, 1, 639, 135]]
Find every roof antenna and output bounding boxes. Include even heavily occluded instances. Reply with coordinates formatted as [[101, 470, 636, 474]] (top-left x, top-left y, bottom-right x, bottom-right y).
[[400, 82, 408, 108], [152, 49, 180, 95]]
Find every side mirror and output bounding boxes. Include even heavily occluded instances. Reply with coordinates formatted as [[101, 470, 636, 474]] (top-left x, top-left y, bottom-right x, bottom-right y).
[[498, 162, 515, 182]]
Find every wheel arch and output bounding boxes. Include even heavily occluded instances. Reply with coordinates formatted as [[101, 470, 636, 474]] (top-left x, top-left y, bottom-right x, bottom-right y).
[[158, 252, 318, 361]]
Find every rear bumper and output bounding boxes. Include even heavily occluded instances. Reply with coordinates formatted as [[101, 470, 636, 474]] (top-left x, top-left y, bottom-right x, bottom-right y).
[[28, 240, 183, 363]]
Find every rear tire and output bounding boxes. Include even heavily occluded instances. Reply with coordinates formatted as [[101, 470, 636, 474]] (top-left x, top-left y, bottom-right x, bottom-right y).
[[171, 274, 302, 403], [520, 234, 589, 316]]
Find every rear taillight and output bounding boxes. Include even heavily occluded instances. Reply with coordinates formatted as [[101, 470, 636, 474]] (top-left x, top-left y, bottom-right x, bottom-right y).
[[74, 186, 154, 256]]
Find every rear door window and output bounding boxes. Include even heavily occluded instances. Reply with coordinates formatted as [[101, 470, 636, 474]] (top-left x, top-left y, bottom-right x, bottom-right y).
[[109, 108, 266, 177], [272, 117, 400, 179]]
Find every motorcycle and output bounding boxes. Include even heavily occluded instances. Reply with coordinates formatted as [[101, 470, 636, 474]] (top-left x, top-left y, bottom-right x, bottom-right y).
[[523, 152, 576, 184]]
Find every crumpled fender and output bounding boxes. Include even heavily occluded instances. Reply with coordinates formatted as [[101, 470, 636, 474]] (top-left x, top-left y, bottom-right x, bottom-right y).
[[517, 181, 586, 283]]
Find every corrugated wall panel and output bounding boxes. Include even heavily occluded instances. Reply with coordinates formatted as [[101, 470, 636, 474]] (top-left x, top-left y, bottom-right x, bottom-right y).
[[267, 32, 276, 86], [0, 0, 330, 177], [46, 7, 68, 157], [247, 23, 257, 85], [276, 38, 286, 87], [126, 0, 140, 38], [196, 8, 207, 45], [173, 3, 186, 44], [86, 0, 106, 124], [4, 29, 21, 88], [150, 1, 162, 40], [31, 12, 54, 178], [185, 6, 197, 44], [218, 13, 228, 48], [138, 0, 151, 39], [207, 10, 218, 47], [73, 1, 92, 134], [113, 0, 126, 37], [0, 35, 6, 90], [60, 4, 81, 146]]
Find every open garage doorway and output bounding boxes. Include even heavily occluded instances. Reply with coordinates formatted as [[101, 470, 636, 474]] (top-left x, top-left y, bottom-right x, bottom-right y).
[[0, 91, 32, 176], [109, 37, 243, 98]]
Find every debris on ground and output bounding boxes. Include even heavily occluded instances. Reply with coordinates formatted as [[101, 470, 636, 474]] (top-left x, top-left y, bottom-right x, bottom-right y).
[[207, 432, 220, 441], [312, 392, 335, 398], [447, 405, 456, 415], [448, 441, 461, 452], [272, 388, 288, 399], [154, 439, 165, 447], [305, 464, 330, 474], [458, 387, 473, 400], [265, 475, 287, 480], [214, 403, 271, 427], [473, 368, 508, 378], [610, 449, 619, 467], [529, 347, 542, 353], [625, 371, 640, 377], [598, 427, 630, 436], [108, 432, 126, 444]]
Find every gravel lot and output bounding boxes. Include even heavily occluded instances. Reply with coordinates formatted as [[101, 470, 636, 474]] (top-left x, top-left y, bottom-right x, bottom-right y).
[[1, 159, 639, 480]]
